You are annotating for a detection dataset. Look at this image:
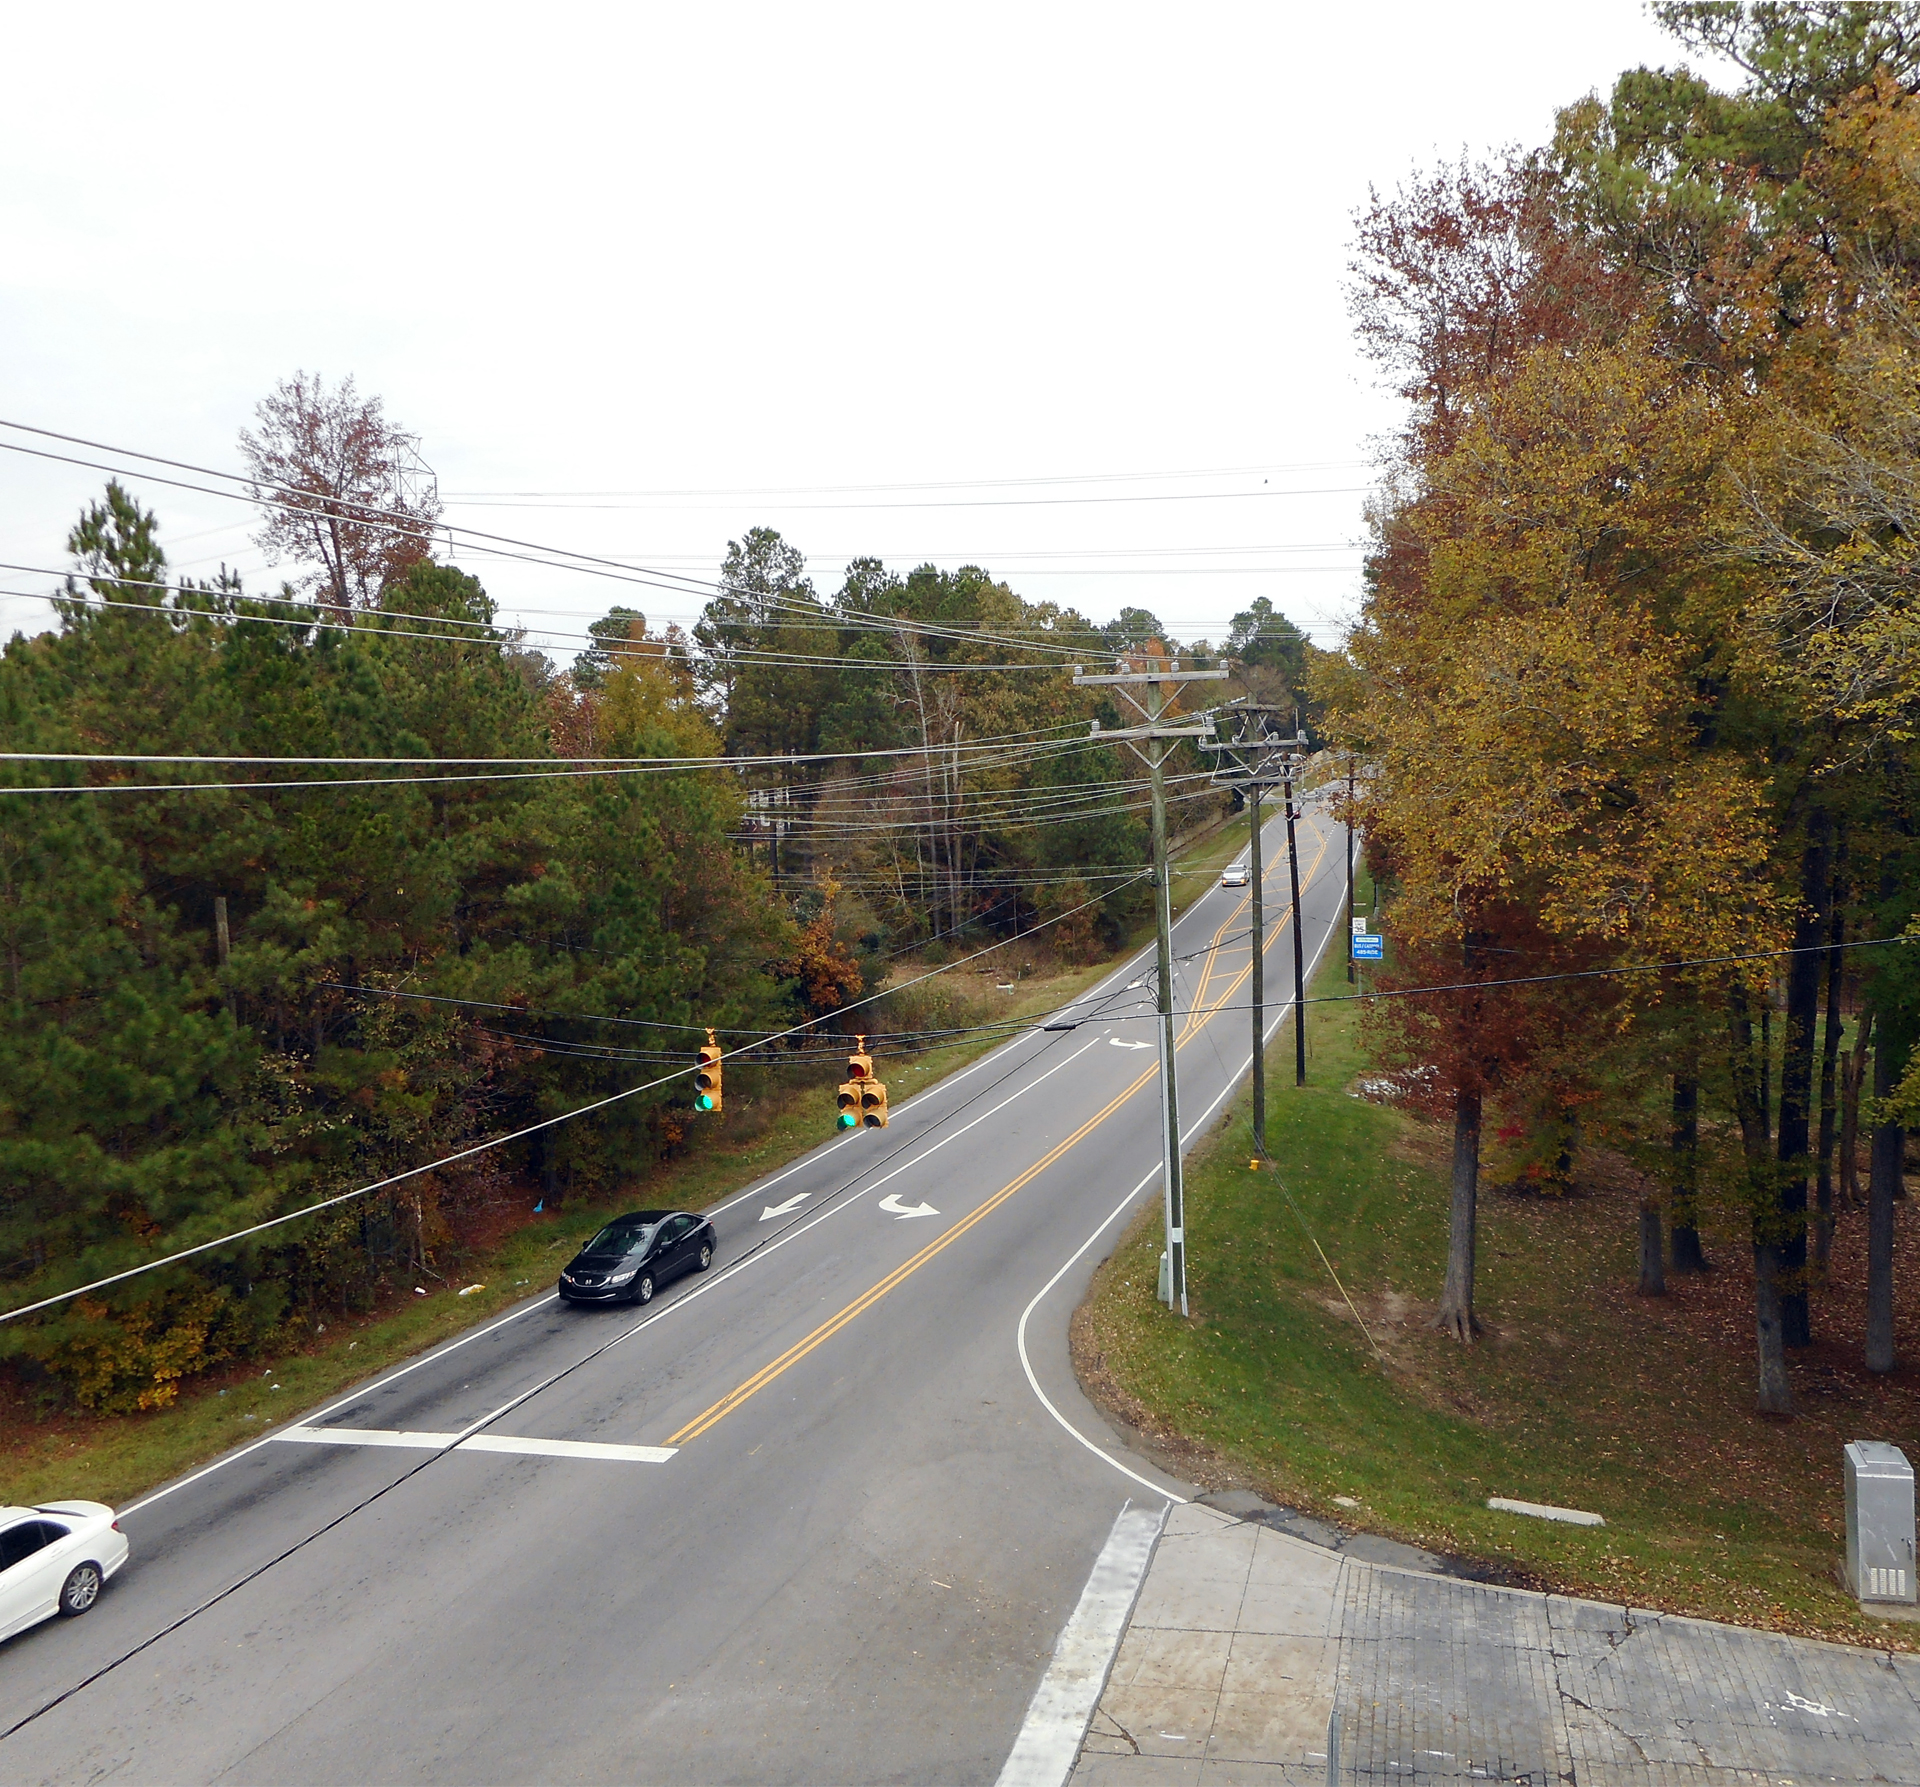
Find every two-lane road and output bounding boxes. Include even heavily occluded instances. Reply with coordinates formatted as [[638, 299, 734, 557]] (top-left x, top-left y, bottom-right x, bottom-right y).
[[0, 799, 1346, 1785]]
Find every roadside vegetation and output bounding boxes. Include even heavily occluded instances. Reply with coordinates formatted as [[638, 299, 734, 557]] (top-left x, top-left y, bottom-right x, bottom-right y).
[[1077, 929, 1920, 1649], [1, 364, 1307, 1426], [1322, 1, 1920, 1409], [0, 810, 1245, 1511]]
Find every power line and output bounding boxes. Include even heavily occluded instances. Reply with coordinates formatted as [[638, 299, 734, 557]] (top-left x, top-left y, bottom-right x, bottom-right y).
[[439, 459, 1372, 500], [0, 871, 1137, 1325], [0, 422, 1356, 654], [439, 486, 1372, 514], [5, 579, 1085, 675]]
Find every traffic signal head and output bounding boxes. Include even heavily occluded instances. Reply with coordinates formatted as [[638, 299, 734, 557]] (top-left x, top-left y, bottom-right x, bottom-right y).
[[838, 1037, 876, 1131], [695, 1031, 722, 1113], [859, 1079, 889, 1129]]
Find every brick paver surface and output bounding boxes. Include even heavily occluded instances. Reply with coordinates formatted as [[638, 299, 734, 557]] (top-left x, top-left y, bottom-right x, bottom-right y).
[[1071, 1504, 1920, 1786]]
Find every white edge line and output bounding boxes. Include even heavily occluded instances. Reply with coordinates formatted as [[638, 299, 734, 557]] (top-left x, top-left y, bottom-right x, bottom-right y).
[[1012, 887, 1340, 1505], [119, 1293, 563, 1517], [440, 1036, 1109, 1444], [132, 1032, 1105, 1518], [994, 1500, 1169, 1787], [122, 814, 1324, 1522]]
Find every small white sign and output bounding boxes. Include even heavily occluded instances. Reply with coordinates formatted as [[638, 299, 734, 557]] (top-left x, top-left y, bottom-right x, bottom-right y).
[[1351, 917, 1368, 937]]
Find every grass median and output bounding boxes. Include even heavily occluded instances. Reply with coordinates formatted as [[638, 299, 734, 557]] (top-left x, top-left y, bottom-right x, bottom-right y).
[[1074, 900, 1920, 1650]]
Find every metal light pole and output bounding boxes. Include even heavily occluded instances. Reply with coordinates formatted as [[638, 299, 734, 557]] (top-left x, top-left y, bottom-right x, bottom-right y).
[[1074, 655, 1225, 1318]]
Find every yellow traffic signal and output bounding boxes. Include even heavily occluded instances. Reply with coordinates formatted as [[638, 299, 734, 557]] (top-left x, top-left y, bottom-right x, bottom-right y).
[[695, 1029, 722, 1114], [859, 1078, 889, 1128], [838, 1038, 875, 1131]]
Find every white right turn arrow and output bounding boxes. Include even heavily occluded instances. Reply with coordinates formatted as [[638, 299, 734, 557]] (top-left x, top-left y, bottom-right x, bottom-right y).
[[1109, 1037, 1152, 1049], [878, 1192, 939, 1220], [759, 1192, 809, 1221]]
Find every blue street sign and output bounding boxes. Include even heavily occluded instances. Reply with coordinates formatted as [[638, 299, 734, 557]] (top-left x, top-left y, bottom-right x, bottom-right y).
[[1352, 933, 1384, 960]]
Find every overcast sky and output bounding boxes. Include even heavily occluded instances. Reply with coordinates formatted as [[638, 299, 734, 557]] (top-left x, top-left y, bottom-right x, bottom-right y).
[[1, 2, 1728, 665]]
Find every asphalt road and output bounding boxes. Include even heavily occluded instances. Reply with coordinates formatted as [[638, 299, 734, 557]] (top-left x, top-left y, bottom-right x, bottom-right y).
[[0, 800, 1347, 1786]]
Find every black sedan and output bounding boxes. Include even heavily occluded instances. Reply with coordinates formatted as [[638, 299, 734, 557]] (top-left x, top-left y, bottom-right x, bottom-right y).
[[557, 1209, 716, 1306]]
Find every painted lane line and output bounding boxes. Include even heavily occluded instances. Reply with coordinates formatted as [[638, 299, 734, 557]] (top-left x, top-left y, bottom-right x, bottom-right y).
[[276, 1427, 458, 1450], [994, 1502, 1167, 1787], [856, 1036, 1100, 1203], [664, 867, 1344, 1454], [877, 1193, 939, 1220], [460, 1434, 675, 1463], [119, 825, 1323, 1524], [704, 1019, 1056, 1219], [120, 1041, 1097, 1519], [117, 1290, 562, 1519], [440, 1037, 1109, 1460], [1011, 906, 1342, 1504], [668, 1054, 1165, 1445], [274, 1426, 676, 1463]]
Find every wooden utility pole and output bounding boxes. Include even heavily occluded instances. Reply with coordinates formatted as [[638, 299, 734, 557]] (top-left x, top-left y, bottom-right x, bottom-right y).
[[1201, 709, 1310, 1138], [1345, 757, 1356, 984], [1282, 749, 1307, 1086], [1074, 655, 1225, 1318]]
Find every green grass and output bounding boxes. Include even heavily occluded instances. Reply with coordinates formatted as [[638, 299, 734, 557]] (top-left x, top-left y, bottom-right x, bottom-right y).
[[1, 804, 1246, 1514], [1077, 888, 1920, 1649]]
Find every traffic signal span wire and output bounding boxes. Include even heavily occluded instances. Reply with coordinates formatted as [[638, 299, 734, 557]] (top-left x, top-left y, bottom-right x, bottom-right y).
[[0, 870, 1144, 1325], [0, 1007, 1120, 1746]]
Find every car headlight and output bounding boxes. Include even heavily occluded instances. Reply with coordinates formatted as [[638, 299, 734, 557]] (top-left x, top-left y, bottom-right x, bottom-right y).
[[607, 1268, 639, 1284]]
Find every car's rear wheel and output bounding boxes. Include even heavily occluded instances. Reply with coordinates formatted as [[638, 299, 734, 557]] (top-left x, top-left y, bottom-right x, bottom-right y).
[[696, 1243, 713, 1272], [57, 1563, 102, 1617], [633, 1273, 654, 1304]]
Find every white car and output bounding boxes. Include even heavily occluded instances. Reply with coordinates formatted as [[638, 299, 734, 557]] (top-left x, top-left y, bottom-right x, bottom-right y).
[[0, 1501, 128, 1640], [1220, 863, 1250, 887]]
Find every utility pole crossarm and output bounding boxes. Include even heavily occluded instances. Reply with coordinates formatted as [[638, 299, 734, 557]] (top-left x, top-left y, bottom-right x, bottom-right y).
[[1072, 658, 1225, 1319], [1070, 666, 1230, 686]]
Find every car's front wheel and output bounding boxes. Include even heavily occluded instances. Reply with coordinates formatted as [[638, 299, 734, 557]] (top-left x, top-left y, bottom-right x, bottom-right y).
[[57, 1563, 102, 1617], [696, 1243, 713, 1272], [632, 1273, 654, 1305]]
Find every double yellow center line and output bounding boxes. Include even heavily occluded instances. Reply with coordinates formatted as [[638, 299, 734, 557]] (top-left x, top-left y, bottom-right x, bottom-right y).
[[666, 816, 1332, 1448]]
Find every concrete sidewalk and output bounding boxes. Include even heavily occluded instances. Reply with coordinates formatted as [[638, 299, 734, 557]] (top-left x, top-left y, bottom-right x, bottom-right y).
[[1070, 1501, 1920, 1786]]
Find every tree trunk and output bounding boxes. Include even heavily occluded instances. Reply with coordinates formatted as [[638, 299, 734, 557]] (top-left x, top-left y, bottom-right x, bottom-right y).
[[1867, 1024, 1903, 1374], [1761, 1002, 1772, 1142], [1637, 1197, 1666, 1296], [1730, 980, 1791, 1414], [1670, 1066, 1710, 1273], [1815, 899, 1844, 1274], [1776, 812, 1829, 1347], [1753, 1241, 1795, 1415], [1843, 1008, 1874, 1208], [1433, 1086, 1482, 1342]]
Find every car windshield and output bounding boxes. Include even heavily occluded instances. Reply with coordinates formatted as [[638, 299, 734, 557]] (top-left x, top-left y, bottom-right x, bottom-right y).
[[582, 1220, 656, 1256]]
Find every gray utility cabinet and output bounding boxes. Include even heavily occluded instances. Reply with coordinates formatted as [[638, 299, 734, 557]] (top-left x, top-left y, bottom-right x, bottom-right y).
[[1845, 1441, 1917, 1605]]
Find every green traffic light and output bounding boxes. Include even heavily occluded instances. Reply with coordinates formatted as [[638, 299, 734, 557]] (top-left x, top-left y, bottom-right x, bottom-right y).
[[696, 1093, 715, 1111], [837, 1111, 857, 1129]]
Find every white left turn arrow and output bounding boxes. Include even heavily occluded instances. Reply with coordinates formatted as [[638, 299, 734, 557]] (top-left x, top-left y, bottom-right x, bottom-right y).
[[878, 1192, 939, 1220], [759, 1193, 810, 1221]]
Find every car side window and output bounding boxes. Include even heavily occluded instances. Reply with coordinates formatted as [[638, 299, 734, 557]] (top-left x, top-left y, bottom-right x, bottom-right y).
[[662, 1216, 691, 1244], [0, 1522, 54, 1569]]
